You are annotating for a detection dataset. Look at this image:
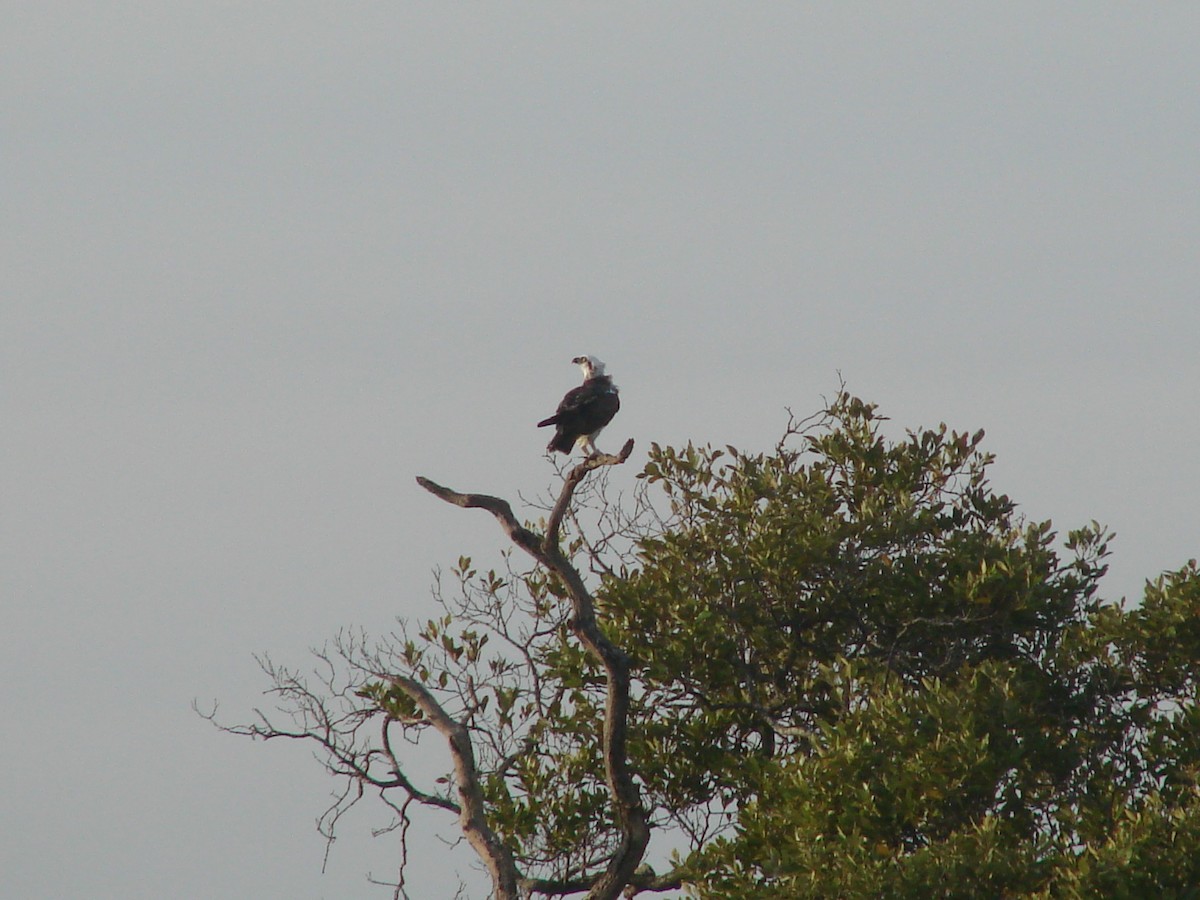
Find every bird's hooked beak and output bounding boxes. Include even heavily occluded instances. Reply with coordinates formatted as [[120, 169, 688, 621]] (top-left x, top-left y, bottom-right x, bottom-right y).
[[573, 355, 605, 379]]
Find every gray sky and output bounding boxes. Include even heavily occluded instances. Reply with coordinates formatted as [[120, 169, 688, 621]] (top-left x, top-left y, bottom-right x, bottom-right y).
[[4, 5, 1198, 897]]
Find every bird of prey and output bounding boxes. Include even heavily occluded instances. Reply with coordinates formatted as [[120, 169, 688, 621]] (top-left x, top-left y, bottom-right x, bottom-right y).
[[537, 356, 620, 455]]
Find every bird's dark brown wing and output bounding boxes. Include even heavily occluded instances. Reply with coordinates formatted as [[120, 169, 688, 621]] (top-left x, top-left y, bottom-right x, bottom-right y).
[[586, 390, 619, 430], [538, 377, 619, 453], [537, 382, 594, 427]]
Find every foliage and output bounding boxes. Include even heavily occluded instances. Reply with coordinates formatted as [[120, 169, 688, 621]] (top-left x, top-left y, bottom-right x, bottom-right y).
[[220, 392, 1200, 898], [602, 395, 1200, 897]]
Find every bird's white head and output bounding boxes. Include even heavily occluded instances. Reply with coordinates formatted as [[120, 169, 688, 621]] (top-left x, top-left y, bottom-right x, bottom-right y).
[[572, 355, 606, 379]]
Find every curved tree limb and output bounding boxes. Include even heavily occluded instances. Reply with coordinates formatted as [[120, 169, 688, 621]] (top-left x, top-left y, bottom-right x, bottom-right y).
[[545, 440, 636, 545], [382, 673, 522, 898], [417, 437, 650, 900], [379, 716, 461, 815]]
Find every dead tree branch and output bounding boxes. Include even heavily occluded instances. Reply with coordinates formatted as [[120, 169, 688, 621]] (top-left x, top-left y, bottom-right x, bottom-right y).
[[417, 437, 650, 900], [382, 674, 521, 898]]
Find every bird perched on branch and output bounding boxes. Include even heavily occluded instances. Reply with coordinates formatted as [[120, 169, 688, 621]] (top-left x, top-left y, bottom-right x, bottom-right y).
[[537, 356, 621, 456]]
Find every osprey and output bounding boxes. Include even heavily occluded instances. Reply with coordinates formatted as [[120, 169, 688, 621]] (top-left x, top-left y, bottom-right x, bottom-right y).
[[537, 356, 621, 455]]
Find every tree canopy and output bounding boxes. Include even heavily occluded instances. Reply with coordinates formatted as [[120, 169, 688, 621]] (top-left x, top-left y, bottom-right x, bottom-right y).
[[215, 393, 1200, 898]]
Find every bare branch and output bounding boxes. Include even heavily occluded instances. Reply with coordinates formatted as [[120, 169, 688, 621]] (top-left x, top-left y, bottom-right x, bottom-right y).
[[418, 438, 650, 900], [197, 647, 470, 894], [382, 673, 522, 898], [546, 440, 636, 547], [415, 476, 543, 556], [381, 716, 460, 814]]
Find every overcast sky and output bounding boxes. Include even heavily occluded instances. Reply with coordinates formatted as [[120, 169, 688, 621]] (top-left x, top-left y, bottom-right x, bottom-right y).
[[4, 5, 1199, 898]]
